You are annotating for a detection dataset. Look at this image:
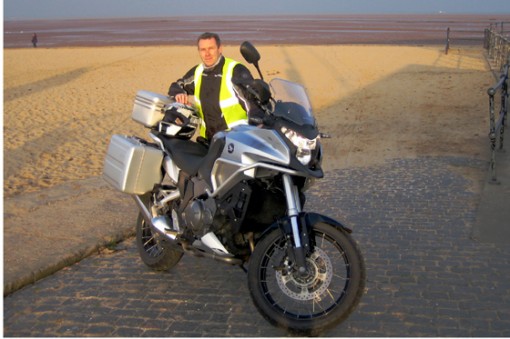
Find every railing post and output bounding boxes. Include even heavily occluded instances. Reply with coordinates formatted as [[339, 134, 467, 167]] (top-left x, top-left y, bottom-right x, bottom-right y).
[[484, 28, 490, 49], [483, 24, 509, 184], [488, 87, 498, 183], [500, 62, 508, 151], [486, 58, 509, 184], [489, 30, 496, 59], [445, 27, 450, 55]]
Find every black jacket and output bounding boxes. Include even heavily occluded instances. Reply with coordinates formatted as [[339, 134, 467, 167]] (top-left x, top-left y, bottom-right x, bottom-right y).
[[168, 56, 264, 140]]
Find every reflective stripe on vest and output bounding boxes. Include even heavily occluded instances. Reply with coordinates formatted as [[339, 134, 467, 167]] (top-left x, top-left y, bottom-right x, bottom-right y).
[[194, 57, 248, 138]]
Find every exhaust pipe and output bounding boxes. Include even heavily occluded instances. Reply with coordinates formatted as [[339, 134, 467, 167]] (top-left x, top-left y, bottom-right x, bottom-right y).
[[132, 195, 152, 225], [182, 242, 243, 265], [132, 195, 178, 241], [152, 216, 178, 240], [132, 195, 243, 266]]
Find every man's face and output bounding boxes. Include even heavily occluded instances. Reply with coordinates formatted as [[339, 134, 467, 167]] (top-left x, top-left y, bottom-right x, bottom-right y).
[[198, 38, 222, 68]]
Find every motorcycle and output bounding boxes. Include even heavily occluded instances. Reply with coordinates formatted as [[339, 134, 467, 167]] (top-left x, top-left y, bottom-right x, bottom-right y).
[[103, 41, 365, 334]]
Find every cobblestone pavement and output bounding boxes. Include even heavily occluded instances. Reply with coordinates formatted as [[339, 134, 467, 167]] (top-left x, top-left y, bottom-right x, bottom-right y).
[[4, 156, 510, 337]]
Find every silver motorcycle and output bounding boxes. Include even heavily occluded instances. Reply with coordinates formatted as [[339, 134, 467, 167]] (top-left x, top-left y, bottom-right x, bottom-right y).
[[103, 42, 365, 334]]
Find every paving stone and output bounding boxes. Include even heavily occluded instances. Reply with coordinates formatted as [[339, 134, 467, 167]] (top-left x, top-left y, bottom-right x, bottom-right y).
[[4, 156, 510, 336]]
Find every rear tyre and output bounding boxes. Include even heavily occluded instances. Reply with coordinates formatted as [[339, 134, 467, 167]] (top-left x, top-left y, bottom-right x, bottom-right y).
[[135, 209, 183, 271], [247, 222, 365, 335]]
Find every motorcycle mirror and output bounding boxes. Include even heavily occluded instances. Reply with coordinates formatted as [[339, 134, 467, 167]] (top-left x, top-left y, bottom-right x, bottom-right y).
[[240, 41, 260, 64], [240, 41, 264, 80]]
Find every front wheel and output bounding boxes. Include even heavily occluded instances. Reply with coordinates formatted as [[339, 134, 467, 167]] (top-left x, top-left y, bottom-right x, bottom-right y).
[[247, 222, 365, 334]]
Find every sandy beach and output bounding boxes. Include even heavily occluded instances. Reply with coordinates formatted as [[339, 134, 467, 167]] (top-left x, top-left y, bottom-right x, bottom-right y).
[[3, 43, 494, 198]]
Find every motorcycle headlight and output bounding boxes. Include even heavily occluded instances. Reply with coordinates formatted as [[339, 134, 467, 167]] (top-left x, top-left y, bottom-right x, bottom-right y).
[[281, 127, 319, 165]]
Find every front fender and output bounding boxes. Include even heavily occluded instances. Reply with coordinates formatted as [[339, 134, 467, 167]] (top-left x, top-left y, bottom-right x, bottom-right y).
[[303, 212, 352, 234], [259, 211, 352, 241]]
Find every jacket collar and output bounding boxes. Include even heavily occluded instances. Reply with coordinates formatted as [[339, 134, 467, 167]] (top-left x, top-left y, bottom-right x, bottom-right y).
[[202, 55, 224, 72]]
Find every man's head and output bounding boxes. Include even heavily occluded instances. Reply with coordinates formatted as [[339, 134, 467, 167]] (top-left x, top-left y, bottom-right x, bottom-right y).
[[197, 32, 223, 68]]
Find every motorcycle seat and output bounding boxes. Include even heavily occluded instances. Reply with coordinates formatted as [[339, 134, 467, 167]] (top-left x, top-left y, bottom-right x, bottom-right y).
[[159, 136, 209, 175], [158, 134, 226, 185]]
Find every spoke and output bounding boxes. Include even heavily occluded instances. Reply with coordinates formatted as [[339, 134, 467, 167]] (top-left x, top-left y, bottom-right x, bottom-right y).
[[312, 296, 326, 314], [146, 243, 159, 255], [319, 232, 326, 248], [326, 288, 338, 304], [143, 236, 156, 247], [333, 274, 350, 286]]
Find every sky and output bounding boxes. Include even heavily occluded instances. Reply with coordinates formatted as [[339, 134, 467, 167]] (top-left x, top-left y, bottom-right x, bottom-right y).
[[4, 0, 510, 20]]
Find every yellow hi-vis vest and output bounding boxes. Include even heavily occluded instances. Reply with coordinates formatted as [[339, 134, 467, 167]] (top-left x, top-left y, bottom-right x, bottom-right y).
[[194, 57, 248, 138]]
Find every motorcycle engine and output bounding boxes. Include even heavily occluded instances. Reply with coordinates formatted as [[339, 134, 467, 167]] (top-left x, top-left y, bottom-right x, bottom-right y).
[[183, 198, 217, 236]]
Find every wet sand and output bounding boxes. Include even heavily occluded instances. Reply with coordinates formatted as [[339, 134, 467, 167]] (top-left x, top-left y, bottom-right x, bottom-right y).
[[5, 14, 510, 48]]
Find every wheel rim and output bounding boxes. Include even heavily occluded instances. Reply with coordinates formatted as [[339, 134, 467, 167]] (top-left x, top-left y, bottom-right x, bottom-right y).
[[140, 219, 165, 258], [259, 230, 351, 319], [275, 247, 334, 301]]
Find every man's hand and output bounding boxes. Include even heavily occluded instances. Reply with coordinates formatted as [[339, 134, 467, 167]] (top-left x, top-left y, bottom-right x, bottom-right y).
[[175, 93, 189, 105], [248, 117, 264, 126]]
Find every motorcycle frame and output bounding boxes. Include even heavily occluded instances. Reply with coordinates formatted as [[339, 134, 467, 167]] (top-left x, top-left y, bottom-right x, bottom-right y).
[[135, 125, 338, 270]]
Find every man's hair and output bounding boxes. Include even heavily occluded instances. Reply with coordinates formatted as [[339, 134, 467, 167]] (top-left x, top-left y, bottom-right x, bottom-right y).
[[197, 32, 221, 47]]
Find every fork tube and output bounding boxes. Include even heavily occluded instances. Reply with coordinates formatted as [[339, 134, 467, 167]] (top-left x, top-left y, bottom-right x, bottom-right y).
[[282, 174, 306, 273], [282, 174, 301, 245]]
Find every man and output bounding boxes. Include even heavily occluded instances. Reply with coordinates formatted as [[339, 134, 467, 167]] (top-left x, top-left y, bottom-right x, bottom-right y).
[[168, 32, 263, 141], [31, 33, 38, 48]]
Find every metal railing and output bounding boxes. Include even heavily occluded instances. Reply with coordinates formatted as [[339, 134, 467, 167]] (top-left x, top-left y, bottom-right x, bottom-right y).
[[487, 59, 509, 183], [484, 26, 510, 71], [444, 26, 487, 55]]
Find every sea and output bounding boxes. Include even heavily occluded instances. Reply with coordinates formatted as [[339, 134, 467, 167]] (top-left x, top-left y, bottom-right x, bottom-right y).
[[4, 14, 510, 48]]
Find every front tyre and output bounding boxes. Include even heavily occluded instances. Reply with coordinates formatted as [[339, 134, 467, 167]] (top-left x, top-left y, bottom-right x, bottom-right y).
[[247, 222, 365, 334]]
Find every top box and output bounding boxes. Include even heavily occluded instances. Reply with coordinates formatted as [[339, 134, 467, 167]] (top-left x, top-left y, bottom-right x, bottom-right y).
[[132, 90, 172, 127]]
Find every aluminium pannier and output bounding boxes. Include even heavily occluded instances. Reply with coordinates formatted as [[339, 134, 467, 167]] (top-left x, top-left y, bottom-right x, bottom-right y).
[[103, 134, 163, 195]]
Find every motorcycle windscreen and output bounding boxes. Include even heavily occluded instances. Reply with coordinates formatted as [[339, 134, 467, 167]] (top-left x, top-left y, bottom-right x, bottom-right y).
[[269, 78, 316, 127]]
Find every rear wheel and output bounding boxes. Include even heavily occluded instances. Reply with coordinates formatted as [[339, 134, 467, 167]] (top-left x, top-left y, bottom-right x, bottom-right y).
[[247, 222, 365, 334], [135, 200, 183, 271]]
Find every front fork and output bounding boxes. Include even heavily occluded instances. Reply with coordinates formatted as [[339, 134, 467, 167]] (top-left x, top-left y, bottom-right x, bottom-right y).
[[282, 174, 311, 275]]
